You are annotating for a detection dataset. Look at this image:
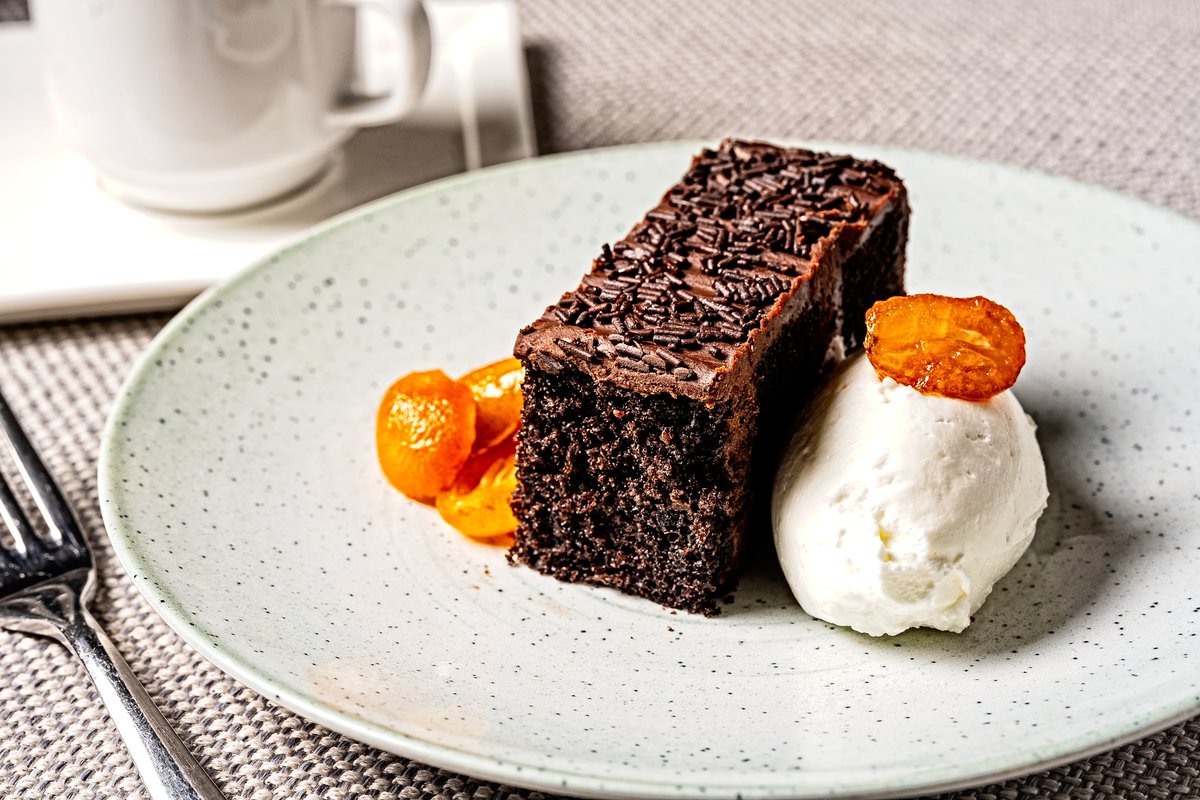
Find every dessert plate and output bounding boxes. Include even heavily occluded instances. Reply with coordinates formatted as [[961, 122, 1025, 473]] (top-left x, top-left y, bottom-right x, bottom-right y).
[[99, 141, 1200, 799]]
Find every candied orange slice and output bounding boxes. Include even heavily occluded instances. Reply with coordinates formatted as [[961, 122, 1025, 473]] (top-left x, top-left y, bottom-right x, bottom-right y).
[[436, 436, 518, 539], [864, 294, 1026, 401], [376, 370, 476, 502], [458, 357, 523, 450]]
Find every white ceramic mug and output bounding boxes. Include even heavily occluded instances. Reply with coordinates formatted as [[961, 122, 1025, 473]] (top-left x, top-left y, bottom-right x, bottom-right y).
[[33, 0, 432, 213]]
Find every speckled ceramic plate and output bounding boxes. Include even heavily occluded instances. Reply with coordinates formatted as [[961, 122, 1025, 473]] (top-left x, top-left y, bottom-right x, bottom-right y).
[[99, 141, 1200, 799]]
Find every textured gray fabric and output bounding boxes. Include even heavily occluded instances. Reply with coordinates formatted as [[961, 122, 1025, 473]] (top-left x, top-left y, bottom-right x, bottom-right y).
[[2, 0, 1200, 797], [522, 0, 1200, 220], [0, 1, 24, 24]]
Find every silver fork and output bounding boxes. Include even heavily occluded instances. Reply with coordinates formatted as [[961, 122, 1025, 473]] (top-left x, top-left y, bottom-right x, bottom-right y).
[[0, 390, 226, 800]]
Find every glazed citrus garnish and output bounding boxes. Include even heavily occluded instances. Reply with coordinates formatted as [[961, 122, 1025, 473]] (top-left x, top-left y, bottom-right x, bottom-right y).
[[435, 436, 519, 539], [376, 370, 476, 502], [458, 357, 523, 450], [864, 294, 1026, 401], [377, 357, 524, 542]]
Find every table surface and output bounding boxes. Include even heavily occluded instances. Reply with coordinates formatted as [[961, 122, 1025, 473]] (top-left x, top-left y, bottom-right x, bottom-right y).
[[3, 1, 1200, 798]]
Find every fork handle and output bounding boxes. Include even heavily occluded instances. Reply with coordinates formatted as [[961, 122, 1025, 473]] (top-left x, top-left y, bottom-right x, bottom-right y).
[[59, 607, 227, 800]]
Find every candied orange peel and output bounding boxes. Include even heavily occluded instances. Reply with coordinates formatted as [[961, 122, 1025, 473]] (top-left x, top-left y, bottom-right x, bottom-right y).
[[376, 370, 476, 502], [376, 357, 524, 542], [458, 357, 523, 450], [435, 436, 519, 539], [864, 294, 1026, 401]]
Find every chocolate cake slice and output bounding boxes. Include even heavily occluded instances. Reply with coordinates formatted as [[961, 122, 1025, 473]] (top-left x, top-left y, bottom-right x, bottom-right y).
[[509, 139, 909, 615]]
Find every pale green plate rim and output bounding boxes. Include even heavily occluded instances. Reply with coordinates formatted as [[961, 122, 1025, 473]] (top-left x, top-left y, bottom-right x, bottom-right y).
[[98, 140, 1200, 799]]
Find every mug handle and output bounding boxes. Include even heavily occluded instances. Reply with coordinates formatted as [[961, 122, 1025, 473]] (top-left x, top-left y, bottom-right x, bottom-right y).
[[325, 0, 433, 129]]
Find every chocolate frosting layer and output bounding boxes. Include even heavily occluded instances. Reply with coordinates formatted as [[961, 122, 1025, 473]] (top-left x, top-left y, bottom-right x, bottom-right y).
[[515, 139, 905, 401]]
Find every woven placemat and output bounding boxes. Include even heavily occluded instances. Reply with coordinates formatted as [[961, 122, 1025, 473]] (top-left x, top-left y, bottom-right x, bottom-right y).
[[3, 0, 1200, 797]]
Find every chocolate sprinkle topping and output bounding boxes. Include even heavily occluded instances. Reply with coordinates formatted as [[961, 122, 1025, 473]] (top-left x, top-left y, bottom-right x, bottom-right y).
[[517, 138, 900, 391]]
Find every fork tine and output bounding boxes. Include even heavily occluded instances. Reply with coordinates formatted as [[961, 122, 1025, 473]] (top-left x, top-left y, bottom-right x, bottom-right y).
[[0, 472, 34, 556], [0, 389, 87, 551], [0, 474, 39, 589], [0, 409, 224, 800]]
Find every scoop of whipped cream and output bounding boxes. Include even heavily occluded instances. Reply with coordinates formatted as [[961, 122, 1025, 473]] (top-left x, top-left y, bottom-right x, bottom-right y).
[[771, 353, 1048, 636]]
